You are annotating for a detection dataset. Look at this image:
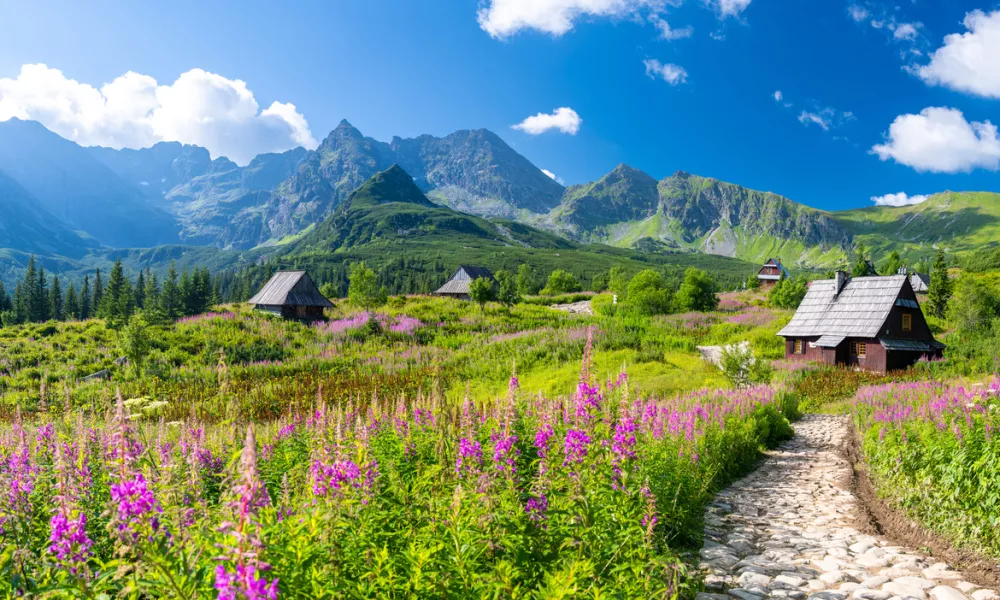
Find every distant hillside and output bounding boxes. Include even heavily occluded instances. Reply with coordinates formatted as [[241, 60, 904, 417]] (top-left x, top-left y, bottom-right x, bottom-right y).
[[834, 191, 1000, 267], [541, 167, 851, 268], [0, 171, 98, 258], [0, 119, 179, 248]]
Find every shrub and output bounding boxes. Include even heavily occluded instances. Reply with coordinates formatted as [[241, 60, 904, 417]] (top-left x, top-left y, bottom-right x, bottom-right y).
[[718, 344, 773, 389], [625, 270, 672, 316], [674, 268, 718, 312], [542, 270, 582, 295]]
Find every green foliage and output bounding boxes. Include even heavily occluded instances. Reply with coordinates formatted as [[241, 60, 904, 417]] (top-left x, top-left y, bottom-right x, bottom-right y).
[[468, 277, 496, 311], [882, 250, 903, 276], [674, 268, 718, 312], [927, 249, 952, 318], [542, 270, 582, 295], [516, 263, 541, 296], [768, 277, 807, 309], [348, 262, 388, 311], [718, 344, 773, 389], [608, 266, 630, 303], [850, 241, 871, 277], [120, 312, 153, 377], [624, 269, 672, 316], [494, 269, 521, 308], [948, 274, 1000, 335]]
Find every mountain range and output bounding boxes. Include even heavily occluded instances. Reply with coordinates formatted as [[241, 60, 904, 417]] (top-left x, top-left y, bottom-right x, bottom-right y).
[[0, 117, 998, 281]]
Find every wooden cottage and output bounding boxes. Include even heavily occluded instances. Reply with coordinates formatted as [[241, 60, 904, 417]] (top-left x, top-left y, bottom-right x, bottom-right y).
[[777, 272, 944, 373], [248, 271, 333, 320], [757, 258, 790, 288], [434, 266, 495, 300]]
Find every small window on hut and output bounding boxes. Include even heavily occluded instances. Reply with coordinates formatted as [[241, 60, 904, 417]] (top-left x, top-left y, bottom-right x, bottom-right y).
[[851, 341, 867, 358], [902, 313, 912, 332], [794, 339, 803, 354]]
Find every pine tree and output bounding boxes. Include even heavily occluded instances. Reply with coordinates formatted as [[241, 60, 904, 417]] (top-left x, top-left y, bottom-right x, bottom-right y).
[[93, 268, 104, 312], [65, 281, 79, 320], [32, 263, 50, 322], [0, 280, 11, 313], [143, 270, 160, 312], [49, 275, 64, 321], [135, 270, 146, 309], [99, 260, 134, 328], [12, 281, 26, 324], [80, 276, 91, 320], [927, 248, 953, 318], [160, 262, 182, 320]]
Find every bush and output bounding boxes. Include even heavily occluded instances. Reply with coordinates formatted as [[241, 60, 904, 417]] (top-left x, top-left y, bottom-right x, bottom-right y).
[[674, 268, 718, 312], [768, 278, 807, 309], [542, 270, 582, 295], [719, 344, 773, 389], [625, 270, 672, 316]]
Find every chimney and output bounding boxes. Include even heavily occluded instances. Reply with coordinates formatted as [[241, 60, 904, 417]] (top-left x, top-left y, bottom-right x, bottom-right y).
[[835, 270, 848, 297]]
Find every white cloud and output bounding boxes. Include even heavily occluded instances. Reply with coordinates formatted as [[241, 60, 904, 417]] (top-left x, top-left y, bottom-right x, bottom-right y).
[[798, 110, 832, 131], [652, 17, 693, 40], [477, 0, 663, 38], [512, 107, 582, 135], [644, 59, 688, 85], [871, 107, 1000, 173], [892, 22, 920, 41], [848, 5, 870, 22], [710, 0, 751, 18], [0, 64, 316, 165], [541, 169, 567, 185], [915, 10, 1000, 99], [870, 192, 929, 207], [773, 90, 783, 102]]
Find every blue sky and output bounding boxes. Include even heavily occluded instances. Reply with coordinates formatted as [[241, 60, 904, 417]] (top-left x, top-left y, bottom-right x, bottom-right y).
[[1, 0, 998, 211]]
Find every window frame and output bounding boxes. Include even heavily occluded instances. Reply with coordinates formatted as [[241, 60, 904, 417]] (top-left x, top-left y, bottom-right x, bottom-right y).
[[793, 339, 803, 354], [901, 313, 912, 332], [850, 341, 868, 358]]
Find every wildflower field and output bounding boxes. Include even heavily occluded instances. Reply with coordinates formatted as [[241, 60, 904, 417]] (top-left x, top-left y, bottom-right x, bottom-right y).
[[0, 324, 800, 598], [853, 378, 1000, 557]]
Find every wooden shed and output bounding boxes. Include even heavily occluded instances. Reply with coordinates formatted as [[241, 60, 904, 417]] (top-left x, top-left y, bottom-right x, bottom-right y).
[[248, 271, 333, 320], [778, 272, 944, 373], [434, 266, 495, 300]]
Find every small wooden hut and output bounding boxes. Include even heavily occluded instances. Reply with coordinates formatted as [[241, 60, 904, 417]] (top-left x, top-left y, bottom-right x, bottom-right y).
[[778, 272, 944, 373], [434, 266, 495, 300], [248, 271, 333, 320], [756, 258, 790, 288]]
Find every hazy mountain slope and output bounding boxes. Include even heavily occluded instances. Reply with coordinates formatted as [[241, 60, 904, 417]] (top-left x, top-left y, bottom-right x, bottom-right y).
[[0, 119, 179, 247], [392, 128, 564, 216], [88, 141, 215, 201], [0, 171, 98, 258]]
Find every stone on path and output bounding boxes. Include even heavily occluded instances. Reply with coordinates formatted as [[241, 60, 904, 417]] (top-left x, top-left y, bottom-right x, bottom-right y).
[[696, 415, 1000, 600]]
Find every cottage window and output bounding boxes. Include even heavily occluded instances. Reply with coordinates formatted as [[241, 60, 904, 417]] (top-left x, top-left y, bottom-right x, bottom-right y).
[[851, 341, 867, 358], [793, 339, 803, 354], [902, 313, 912, 332]]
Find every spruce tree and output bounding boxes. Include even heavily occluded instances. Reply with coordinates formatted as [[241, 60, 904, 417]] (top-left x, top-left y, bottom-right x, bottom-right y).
[[100, 260, 134, 328], [33, 264, 50, 322], [160, 262, 182, 320], [12, 281, 26, 324], [927, 248, 953, 318], [49, 275, 64, 321], [135, 270, 146, 309], [0, 280, 10, 313], [80, 276, 91, 320], [65, 281, 79, 320], [143, 270, 160, 312], [93, 268, 104, 311]]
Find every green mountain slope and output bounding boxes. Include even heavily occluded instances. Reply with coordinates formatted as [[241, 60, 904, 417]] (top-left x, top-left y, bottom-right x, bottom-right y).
[[543, 167, 851, 268], [282, 165, 756, 289], [834, 191, 1000, 266]]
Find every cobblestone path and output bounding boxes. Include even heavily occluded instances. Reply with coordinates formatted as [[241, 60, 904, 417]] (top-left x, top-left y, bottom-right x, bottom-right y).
[[697, 414, 999, 600]]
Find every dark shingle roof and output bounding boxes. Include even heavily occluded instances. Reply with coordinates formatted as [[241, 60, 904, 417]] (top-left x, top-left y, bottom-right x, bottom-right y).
[[248, 271, 333, 308], [778, 275, 909, 339], [434, 266, 495, 295]]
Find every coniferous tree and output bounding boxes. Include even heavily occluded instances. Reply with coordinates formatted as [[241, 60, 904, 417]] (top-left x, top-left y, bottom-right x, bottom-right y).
[[160, 262, 182, 320], [99, 260, 135, 328], [927, 248, 953, 318], [179, 268, 194, 316], [65, 281, 79, 320], [80, 276, 91, 320], [12, 281, 27, 324], [93, 268, 104, 312], [143, 270, 160, 312], [32, 263, 50, 322], [49, 275, 64, 321], [0, 281, 11, 313], [135, 270, 146, 309]]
